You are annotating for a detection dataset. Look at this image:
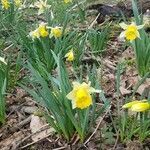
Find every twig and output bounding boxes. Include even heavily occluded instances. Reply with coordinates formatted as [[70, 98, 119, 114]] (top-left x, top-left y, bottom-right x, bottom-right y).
[[10, 116, 32, 133], [20, 133, 51, 149], [68, 0, 86, 12], [88, 13, 100, 29], [113, 130, 119, 150], [15, 124, 49, 149], [84, 106, 111, 145], [53, 146, 67, 150], [3, 44, 14, 51]]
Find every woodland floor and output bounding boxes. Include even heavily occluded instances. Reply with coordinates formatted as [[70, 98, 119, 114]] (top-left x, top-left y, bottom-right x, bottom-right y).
[[0, 1, 150, 150]]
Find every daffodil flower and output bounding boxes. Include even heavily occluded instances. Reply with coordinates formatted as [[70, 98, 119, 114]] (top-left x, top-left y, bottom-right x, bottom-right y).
[[0, 57, 7, 65], [131, 102, 150, 112], [29, 29, 40, 39], [38, 23, 49, 37], [65, 49, 74, 61], [119, 22, 144, 41], [66, 82, 101, 109], [50, 27, 62, 38], [29, 23, 49, 39], [1, 0, 10, 10], [122, 101, 142, 109], [64, 0, 72, 4], [34, 0, 51, 15], [14, 0, 22, 7], [122, 100, 150, 112]]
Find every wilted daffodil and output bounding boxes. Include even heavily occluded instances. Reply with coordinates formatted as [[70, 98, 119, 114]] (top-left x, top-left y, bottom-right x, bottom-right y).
[[34, 0, 51, 15], [50, 27, 62, 38], [65, 49, 74, 61], [1, 0, 10, 10], [119, 22, 144, 41], [123, 100, 150, 112], [29, 23, 49, 39], [66, 82, 101, 109], [64, 0, 72, 4], [0, 56, 7, 65]]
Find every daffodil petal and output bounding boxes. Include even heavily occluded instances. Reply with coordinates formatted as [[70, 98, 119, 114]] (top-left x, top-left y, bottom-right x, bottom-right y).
[[122, 101, 141, 109], [131, 102, 150, 112], [119, 31, 125, 39], [0, 57, 7, 65], [66, 91, 75, 101], [137, 24, 144, 29], [119, 22, 128, 30]]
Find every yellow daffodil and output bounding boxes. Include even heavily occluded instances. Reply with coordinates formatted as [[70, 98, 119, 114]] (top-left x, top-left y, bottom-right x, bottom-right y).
[[14, 0, 22, 7], [1, 0, 10, 10], [122, 101, 142, 109], [29, 29, 40, 39], [131, 102, 150, 112], [64, 0, 72, 3], [34, 0, 50, 15], [50, 27, 62, 38], [119, 22, 144, 41], [0, 57, 7, 65], [65, 49, 74, 61], [66, 82, 101, 109], [29, 23, 49, 39], [38, 23, 49, 37], [123, 100, 150, 112]]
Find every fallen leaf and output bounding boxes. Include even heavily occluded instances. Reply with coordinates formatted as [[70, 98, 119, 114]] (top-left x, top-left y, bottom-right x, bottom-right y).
[[30, 115, 55, 142], [119, 86, 131, 95]]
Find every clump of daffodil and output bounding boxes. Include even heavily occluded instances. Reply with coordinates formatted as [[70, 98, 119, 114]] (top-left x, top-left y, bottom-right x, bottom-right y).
[[66, 82, 101, 109], [50, 27, 62, 38], [14, 0, 22, 7], [34, 0, 51, 15], [65, 49, 74, 61], [29, 23, 49, 39], [1, 0, 10, 10], [0, 56, 7, 65], [119, 22, 144, 41], [122, 100, 150, 112], [64, 0, 72, 4]]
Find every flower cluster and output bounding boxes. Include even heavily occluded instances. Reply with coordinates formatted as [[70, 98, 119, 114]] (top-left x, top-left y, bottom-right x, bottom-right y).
[[122, 100, 150, 112], [29, 24, 62, 39], [67, 82, 101, 109]]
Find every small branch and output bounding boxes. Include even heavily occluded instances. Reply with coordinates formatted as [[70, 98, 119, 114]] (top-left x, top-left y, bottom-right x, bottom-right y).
[[84, 106, 111, 145], [15, 124, 49, 149]]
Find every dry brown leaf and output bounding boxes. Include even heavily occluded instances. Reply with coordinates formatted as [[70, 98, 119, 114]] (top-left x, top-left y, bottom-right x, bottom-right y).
[[30, 115, 55, 142], [0, 131, 26, 150], [136, 78, 150, 96], [119, 86, 131, 95]]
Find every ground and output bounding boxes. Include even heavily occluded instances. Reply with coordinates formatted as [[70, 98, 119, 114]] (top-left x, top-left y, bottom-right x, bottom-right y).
[[0, 0, 150, 150]]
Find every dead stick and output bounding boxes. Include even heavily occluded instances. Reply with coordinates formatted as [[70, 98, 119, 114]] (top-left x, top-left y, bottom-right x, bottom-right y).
[[84, 106, 111, 145], [15, 124, 49, 149], [20, 133, 52, 149]]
